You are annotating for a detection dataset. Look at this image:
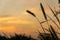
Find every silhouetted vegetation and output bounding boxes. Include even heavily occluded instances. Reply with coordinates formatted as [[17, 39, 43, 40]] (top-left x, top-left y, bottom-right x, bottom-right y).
[[0, 0, 60, 40], [38, 25, 60, 40], [26, 1, 60, 40], [0, 34, 36, 40], [58, 0, 60, 3]]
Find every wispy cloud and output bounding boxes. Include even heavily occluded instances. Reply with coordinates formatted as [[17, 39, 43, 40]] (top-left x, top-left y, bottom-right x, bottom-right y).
[[0, 16, 35, 27]]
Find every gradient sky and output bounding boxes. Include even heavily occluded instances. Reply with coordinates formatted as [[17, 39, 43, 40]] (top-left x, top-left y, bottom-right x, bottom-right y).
[[0, 0, 59, 37]]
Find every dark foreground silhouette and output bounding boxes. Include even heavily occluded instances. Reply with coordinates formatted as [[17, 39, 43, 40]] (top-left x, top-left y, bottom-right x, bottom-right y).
[[38, 25, 60, 40], [0, 34, 36, 40], [0, 25, 60, 40]]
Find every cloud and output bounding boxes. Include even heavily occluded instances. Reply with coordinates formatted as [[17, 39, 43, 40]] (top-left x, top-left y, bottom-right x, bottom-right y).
[[0, 16, 35, 27]]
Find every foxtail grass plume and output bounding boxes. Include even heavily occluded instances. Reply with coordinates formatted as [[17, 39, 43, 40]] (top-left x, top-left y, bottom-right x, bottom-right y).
[[26, 10, 36, 17], [40, 3, 50, 29], [40, 3, 47, 21], [26, 10, 46, 33]]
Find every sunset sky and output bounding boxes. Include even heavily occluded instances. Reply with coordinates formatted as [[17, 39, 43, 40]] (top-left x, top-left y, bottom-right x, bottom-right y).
[[0, 0, 59, 37]]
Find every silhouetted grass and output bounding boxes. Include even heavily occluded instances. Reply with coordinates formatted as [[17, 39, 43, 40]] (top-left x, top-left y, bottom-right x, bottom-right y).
[[0, 34, 36, 40], [49, 25, 58, 40], [38, 25, 60, 40], [26, 1, 60, 40], [26, 10, 46, 33], [58, 0, 60, 3], [40, 3, 47, 21], [38, 32, 52, 40], [0, 1, 60, 40], [26, 10, 36, 17], [40, 3, 50, 32], [48, 6, 60, 25]]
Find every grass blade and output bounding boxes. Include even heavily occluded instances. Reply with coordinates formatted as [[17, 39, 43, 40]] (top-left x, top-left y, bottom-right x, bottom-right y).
[[40, 20, 48, 24], [49, 25, 59, 40], [49, 28, 56, 40], [48, 6, 60, 25], [47, 15, 60, 30], [58, 0, 60, 3], [38, 31, 45, 40]]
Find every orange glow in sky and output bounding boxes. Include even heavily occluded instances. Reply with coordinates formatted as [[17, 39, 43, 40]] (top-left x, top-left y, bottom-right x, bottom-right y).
[[0, 0, 59, 38]]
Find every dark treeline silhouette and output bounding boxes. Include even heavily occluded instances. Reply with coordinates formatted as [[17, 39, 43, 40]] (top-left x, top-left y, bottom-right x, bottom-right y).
[[0, 34, 36, 40]]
